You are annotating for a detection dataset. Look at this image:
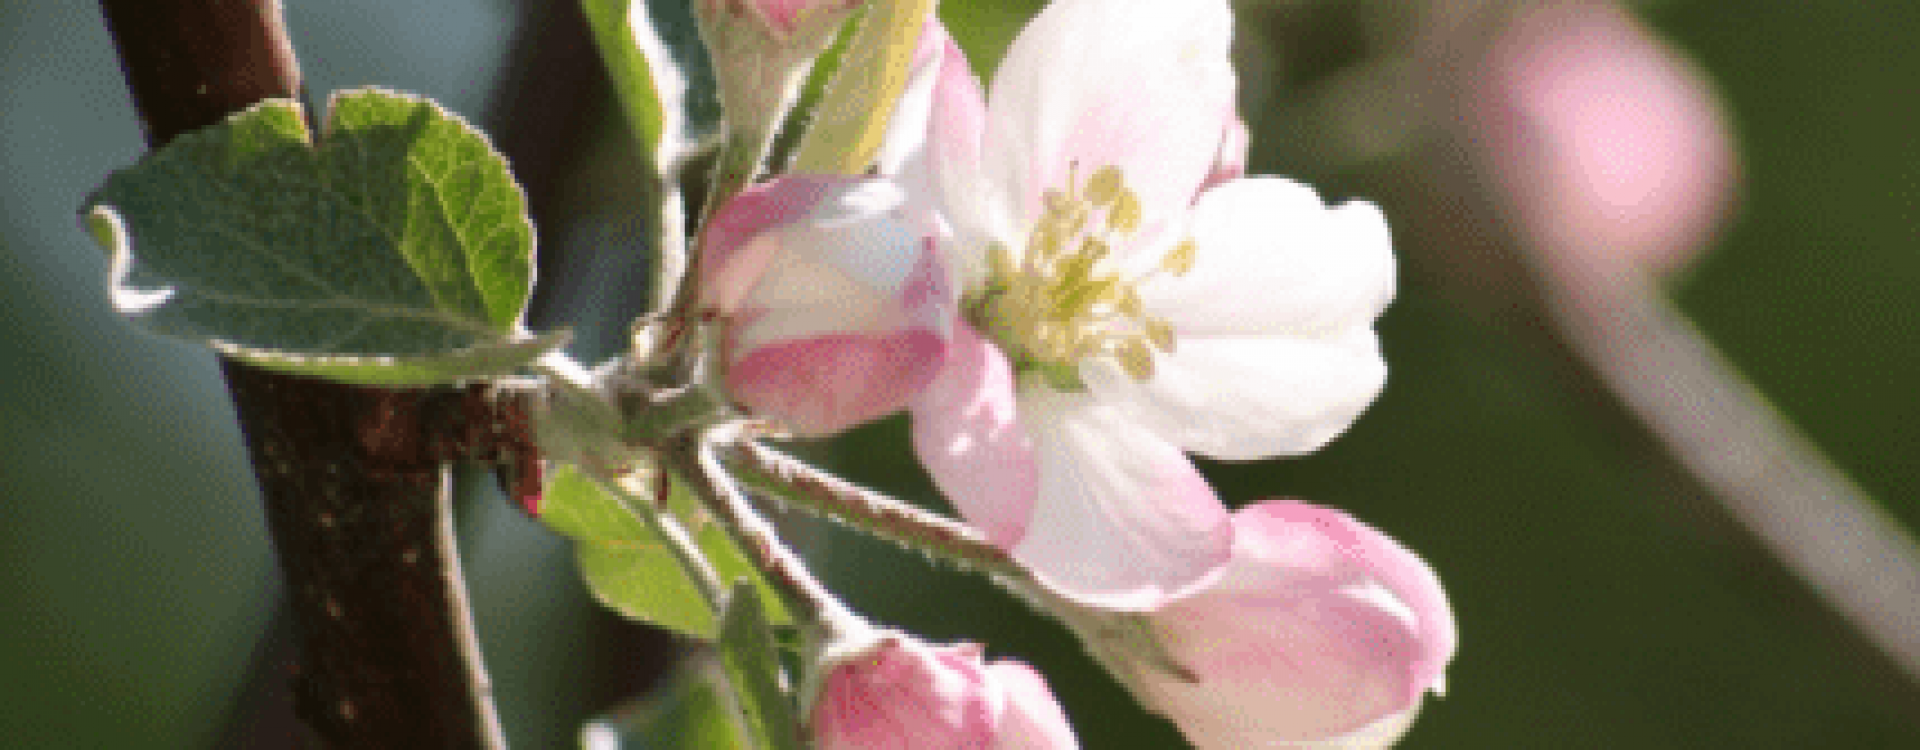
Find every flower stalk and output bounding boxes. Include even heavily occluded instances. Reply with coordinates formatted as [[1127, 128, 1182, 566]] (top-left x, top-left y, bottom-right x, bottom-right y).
[[668, 430, 866, 639], [719, 437, 1025, 578]]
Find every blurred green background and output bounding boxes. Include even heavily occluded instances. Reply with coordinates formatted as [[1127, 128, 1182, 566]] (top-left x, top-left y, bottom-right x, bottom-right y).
[[4, 1, 1917, 747]]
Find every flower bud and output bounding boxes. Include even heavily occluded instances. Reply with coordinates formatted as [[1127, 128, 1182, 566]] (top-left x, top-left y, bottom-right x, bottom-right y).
[[807, 633, 1079, 750], [1063, 501, 1455, 749], [700, 176, 955, 435], [703, 0, 864, 37], [696, 0, 867, 158]]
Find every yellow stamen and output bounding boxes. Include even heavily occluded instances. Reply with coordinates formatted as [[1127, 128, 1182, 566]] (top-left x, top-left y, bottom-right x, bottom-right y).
[[969, 165, 1200, 390]]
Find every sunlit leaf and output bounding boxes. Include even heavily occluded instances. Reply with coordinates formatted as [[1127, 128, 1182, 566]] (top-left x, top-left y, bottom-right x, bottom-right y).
[[82, 88, 558, 385]]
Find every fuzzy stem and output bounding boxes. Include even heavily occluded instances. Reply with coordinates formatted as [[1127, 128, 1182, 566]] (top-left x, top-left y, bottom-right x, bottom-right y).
[[669, 432, 865, 640], [718, 439, 1024, 579]]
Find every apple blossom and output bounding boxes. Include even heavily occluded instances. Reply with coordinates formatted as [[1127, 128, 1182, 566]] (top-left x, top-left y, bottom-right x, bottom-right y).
[[895, 1, 1396, 608], [807, 632, 1079, 750], [1056, 501, 1456, 749], [699, 176, 953, 436]]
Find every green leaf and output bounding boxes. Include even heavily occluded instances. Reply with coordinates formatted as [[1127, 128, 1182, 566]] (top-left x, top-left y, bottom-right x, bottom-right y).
[[542, 464, 721, 639], [83, 88, 558, 386], [717, 582, 804, 750], [580, 0, 721, 173], [659, 474, 798, 630], [581, 657, 752, 749], [541, 463, 795, 640]]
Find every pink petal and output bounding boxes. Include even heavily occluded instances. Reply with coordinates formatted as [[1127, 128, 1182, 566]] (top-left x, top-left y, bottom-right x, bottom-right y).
[[1014, 387, 1232, 610], [1234, 503, 1456, 703], [1195, 116, 1248, 196], [984, 661, 1081, 750], [700, 177, 846, 315], [1131, 501, 1455, 746], [727, 328, 947, 436], [810, 637, 997, 750], [909, 321, 1038, 547], [982, 0, 1236, 245]]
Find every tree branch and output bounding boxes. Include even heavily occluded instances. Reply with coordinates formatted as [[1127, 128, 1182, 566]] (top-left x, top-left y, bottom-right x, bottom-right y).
[[97, 2, 528, 746]]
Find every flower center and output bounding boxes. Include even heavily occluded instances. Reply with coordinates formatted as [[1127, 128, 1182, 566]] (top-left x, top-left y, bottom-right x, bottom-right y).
[[968, 165, 1195, 391]]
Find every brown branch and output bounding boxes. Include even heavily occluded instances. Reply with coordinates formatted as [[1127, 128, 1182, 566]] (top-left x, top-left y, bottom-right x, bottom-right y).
[[97, 2, 530, 747]]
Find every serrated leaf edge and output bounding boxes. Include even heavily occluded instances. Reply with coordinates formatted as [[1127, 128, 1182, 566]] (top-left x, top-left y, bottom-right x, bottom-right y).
[[320, 86, 539, 332]]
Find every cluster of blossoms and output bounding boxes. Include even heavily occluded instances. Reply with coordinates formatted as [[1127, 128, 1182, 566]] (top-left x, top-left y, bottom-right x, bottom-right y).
[[697, 0, 1456, 746]]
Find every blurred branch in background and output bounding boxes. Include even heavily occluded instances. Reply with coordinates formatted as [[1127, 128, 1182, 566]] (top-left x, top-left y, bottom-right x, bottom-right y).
[[1250, 0, 1920, 697]]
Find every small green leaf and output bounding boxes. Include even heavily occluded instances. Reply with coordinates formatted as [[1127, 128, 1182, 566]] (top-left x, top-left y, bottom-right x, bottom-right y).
[[83, 88, 556, 385], [542, 464, 720, 639], [717, 582, 804, 750], [581, 0, 721, 173], [581, 657, 752, 749]]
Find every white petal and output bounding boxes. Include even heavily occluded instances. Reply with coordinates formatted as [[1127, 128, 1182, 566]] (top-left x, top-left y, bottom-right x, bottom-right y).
[[982, 0, 1235, 241], [1014, 386, 1232, 610], [1143, 178, 1395, 338], [1083, 328, 1386, 460]]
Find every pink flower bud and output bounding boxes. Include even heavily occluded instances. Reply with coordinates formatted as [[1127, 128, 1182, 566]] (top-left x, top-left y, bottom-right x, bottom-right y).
[[700, 176, 955, 435], [1068, 501, 1455, 749], [702, 0, 864, 39], [1474, 1, 1738, 277], [808, 635, 1080, 750]]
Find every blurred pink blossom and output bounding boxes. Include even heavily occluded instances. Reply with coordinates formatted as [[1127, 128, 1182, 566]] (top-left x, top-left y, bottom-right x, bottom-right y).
[[809, 634, 1079, 750], [1475, 1, 1738, 277]]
